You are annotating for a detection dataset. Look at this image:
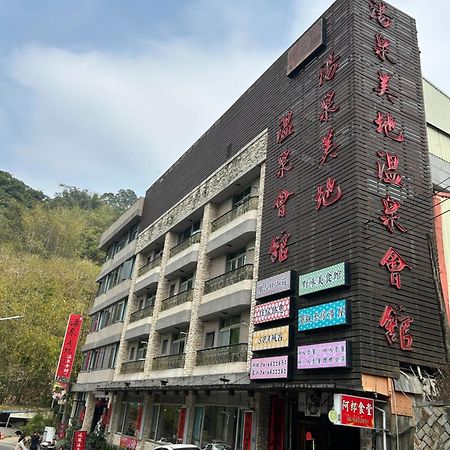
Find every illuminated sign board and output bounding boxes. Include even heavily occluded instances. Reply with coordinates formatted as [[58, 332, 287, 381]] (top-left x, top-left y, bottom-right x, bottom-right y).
[[332, 394, 374, 429], [299, 262, 348, 296], [252, 325, 290, 351], [298, 299, 349, 331], [254, 297, 290, 324], [256, 271, 293, 299], [250, 355, 289, 380], [297, 340, 350, 369]]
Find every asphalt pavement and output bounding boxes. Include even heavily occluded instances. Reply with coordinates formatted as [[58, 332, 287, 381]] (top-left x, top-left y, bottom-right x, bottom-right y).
[[0, 437, 16, 450]]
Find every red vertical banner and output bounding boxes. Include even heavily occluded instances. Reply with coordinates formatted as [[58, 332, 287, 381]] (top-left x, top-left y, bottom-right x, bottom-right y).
[[72, 431, 87, 450], [177, 407, 187, 442], [242, 411, 253, 450], [268, 396, 285, 450], [56, 314, 83, 380], [135, 404, 143, 437]]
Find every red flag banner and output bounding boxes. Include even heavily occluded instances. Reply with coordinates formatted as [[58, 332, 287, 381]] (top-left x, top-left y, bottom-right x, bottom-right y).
[[72, 431, 87, 450], [56, 314, 83, 381]]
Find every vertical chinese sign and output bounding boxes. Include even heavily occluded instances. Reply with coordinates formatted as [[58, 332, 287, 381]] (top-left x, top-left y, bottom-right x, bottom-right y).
[[55, 313, 83, 381], [72, 431, 87, 450]]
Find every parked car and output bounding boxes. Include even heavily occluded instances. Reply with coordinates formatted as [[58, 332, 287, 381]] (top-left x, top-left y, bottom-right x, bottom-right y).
[[203, 442, 232, 450], [154, 444, 201, 450]]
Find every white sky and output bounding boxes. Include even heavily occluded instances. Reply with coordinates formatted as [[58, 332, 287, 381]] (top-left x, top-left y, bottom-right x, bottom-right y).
[[0, 0, 448, 196]]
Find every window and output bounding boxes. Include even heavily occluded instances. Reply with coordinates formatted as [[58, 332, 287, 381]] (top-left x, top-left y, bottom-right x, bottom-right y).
[[171, 333, 185, 355], [138, 293, 155, 310], [204, 332, 215, 348], [119, 401, 142, 436], [227, 248, 247, 272], [168, 284, 176, 297], [128, 224, 139, 243], [150, 404, 182, 442], [218, 315, 241, 347], [179, 274, 194, 292], [161, 339, 169, 355], [128, 345, 136, 362], [105, 244, 115, 261], [115, 235, 127, 254], [232, 187, 251, 207], [108, 343, 118, 368], [112, 299, 127, 322], [137, 341, 147, 360], [179, 221, 201, 243]]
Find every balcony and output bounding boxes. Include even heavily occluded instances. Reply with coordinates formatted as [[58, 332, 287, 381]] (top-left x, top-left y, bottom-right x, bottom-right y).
[[161, 289, 193, 312], [120, 360, 145, 374], [152, 353, 185, 371], [211, 197, 258, 232], [138, 255, 162, 277], [129, 305, 154, 323], [204, 264, 254, 294], [196, 343, 248, 366], [207, 199, 258, 258], [170, 233, 201, 258]]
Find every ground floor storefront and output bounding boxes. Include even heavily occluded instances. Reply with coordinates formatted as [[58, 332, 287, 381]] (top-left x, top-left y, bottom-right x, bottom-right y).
[[73, 387, 398, 450]]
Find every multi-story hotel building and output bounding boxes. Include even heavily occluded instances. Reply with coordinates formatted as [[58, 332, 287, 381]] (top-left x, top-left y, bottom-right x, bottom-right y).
[[72, 1, 450, 449]]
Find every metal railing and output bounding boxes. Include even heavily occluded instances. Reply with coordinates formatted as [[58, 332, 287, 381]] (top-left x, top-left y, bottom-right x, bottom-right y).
[[196, 343, 248, 366], [169, 232, 201, 258], [138, 255, 162, 277], [152, 353, 185, 370], [160, 289, 193, 312], [120, 360, 145, 374], [211, 196, 258, 232], [129, 305, 154, 323], [204, 264, 254, 294]]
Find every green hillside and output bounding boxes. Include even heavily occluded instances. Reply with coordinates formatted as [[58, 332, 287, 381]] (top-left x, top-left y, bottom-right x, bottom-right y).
[[0, 173, 137, 405]]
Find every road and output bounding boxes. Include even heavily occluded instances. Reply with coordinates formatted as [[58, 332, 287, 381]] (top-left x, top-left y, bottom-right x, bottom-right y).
[[0, 438, 16, 450]]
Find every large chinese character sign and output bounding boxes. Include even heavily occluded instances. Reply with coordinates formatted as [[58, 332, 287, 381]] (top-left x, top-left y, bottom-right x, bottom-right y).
[[55, 313, 83, 381]]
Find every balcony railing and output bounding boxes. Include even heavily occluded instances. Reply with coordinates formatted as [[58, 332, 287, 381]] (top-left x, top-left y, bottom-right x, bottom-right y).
[[138, 255, 162, 277], [196, 343, 248, 366], [129, 305, 154, 323], [160, 289, 193, 312], [211, 196, 259, 232], [152, 353, 185, 370], [120, 360, 145, 374], [170, 232, 201, 258], [204, 264, 254, 294]]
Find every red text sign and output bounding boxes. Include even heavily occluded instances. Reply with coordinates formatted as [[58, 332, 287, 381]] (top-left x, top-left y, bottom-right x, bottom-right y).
[[56, 314, 83, 381], [334, 394, 374, 429], [242, 411, 253, 450], [72, 431, 87, 450]]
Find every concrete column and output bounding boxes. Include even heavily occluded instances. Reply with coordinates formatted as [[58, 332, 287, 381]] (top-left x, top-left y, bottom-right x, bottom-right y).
[[247, 163, 266, 370], [109, 391, 124, 434], [140, 393, 155, 441], [184, 202, 214, 375], [183, 392, 197, 444], [81, 392, 96, 432], [144, 231, 177, 373]]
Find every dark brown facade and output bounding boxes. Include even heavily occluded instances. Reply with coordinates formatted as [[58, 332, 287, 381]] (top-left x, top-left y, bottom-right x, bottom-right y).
[[140, 0, 446, 386]]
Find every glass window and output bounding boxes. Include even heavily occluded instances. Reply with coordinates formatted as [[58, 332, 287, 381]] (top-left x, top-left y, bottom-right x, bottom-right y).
[[204, 332, 215, 348], [113, 300, 127, 322], [128, 345, 136, 361], [171, 334, 185, 355], [105, 244, 115, 261], [232, 187, 251, 207], [227, 249, 247, 272], [201, 406, 239, 447], [128, 224, 139, 243], [151, 404, 181, 442], [218, 315, 241, 347], [115, 235, 127, 254], [168, 284, 176, 297], [137, 341, 147, 360], [161, 339, 169, 355], [179, 274, 194, 292], [119, 402, 142, 437], [108, 344, 118, 368]]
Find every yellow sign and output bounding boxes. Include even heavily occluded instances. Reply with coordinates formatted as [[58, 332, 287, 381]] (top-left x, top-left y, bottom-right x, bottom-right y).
[[252, 325, 290, 351]]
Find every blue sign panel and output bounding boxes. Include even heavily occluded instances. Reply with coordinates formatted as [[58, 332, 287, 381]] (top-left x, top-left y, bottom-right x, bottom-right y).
[[299, 262, 348, 295], [298, 299, 349, 331]]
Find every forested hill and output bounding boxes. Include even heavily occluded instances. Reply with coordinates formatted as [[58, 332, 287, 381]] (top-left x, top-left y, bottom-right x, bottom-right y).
[[0, 171, 137, 406]]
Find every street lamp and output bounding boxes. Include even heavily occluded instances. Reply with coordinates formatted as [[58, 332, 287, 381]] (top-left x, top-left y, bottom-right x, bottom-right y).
[[0, 315, 24, 321]]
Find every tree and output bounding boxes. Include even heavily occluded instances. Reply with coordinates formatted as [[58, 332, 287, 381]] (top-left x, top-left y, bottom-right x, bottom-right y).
[[101, 189, 138, 212]]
